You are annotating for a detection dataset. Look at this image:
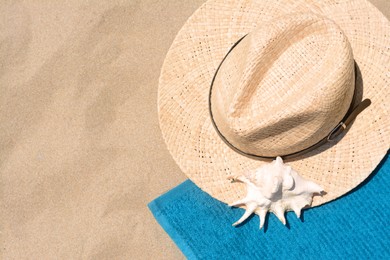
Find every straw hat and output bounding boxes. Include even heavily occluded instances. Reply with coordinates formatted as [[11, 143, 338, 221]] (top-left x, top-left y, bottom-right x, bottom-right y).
[[158, 0, 390, 207]]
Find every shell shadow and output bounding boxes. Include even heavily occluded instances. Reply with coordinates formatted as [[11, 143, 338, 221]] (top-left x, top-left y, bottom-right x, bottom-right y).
[[299, 210, 305, 222], [263, 213, 270, 232]]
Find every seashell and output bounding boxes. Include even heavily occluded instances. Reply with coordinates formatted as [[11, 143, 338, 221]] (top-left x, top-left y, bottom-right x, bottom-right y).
[[228, 157, 324, 229]]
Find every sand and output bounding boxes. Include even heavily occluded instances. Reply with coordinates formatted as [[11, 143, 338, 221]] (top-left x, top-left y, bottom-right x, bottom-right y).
[[1, 0, 389, 259]]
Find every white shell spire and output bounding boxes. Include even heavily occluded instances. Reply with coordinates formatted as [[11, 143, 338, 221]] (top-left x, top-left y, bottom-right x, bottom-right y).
[[228, 157, 323, 229]]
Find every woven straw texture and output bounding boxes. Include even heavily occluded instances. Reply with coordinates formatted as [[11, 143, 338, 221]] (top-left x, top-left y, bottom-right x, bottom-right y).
[[158, 0, 390, 207], [211, 12, 355, 157]]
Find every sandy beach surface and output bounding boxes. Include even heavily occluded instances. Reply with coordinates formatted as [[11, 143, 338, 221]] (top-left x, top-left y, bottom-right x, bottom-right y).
[[1, 0, 389, 259]]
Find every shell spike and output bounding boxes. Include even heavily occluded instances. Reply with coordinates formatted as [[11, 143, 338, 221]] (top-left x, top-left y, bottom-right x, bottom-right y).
[[232, 203, 257, 227], [291, 204, 302, 218], [275, 156, 283, 164], [229, 198, 249, 207], [307, 182, 324, 194], [274, 206, 286, 225], [256, 209, 267, 229]]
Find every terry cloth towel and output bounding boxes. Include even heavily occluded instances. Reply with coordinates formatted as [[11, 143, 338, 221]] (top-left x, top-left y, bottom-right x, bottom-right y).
[[148, 154, 390, 259]]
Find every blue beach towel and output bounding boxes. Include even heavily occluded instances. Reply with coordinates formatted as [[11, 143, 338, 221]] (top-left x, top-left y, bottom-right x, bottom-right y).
[[148, 154, 390, 259]]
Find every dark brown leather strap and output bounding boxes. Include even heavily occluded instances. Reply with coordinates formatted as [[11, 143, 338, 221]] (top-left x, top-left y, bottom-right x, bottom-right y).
[[327, 99, 371, 141], [208, 35, 371, 161]]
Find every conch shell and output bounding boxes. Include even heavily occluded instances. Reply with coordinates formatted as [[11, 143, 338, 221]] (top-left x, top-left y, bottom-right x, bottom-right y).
[[228, 157, 323, 229]]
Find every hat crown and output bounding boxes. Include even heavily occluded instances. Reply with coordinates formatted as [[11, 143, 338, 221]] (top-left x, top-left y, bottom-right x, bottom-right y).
[[211, 12, 355, 157]]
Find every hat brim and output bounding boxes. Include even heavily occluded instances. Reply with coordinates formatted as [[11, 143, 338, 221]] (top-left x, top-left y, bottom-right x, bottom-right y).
[[158, 0, 390, 207]]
